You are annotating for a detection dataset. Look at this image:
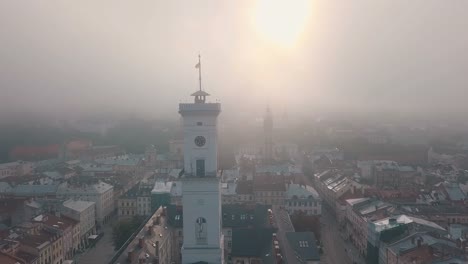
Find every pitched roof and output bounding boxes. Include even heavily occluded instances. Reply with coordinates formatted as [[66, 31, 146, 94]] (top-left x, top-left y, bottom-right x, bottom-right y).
[[0, 252, 26, 264], [12, 184, 59, 196], [286, 184, 320, 199], [235, 180, 253, 194], [231, 228, 275, 258]]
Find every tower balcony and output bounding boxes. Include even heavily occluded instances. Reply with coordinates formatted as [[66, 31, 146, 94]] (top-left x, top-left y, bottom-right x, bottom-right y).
[[179, 103, 221, 115]]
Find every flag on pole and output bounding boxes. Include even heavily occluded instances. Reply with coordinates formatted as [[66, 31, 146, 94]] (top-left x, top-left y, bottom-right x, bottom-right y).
[[195, 62, 200, 68]]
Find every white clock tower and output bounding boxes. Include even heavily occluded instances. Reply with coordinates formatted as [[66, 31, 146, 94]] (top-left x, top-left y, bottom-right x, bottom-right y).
[[179, 56, 223, 264]]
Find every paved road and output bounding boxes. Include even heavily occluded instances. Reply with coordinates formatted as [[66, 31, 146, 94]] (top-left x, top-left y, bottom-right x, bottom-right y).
[[76, 220, 116, 264], [298, 173, 357, 264], [320, 206, 353, 264]]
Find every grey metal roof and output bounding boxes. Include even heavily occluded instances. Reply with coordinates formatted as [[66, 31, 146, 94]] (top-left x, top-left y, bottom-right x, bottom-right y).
[[285, 232, 320, 261], [12, 184, 59, 196]]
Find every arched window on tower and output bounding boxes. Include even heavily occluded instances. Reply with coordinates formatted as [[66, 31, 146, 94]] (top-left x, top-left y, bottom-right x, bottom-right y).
[[195, 217, 207, 244]]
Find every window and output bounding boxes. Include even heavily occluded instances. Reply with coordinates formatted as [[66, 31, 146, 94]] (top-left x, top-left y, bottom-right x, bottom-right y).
[[228, 241, 232, 248], [196, 159, 205, 177], [195, 217, 207, 245], [197, 122, 203, 126], [227, 230, 232, 236]]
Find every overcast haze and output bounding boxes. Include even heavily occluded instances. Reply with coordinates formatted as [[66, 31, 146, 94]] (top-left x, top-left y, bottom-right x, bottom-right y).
[[1, 0, 467, 120]]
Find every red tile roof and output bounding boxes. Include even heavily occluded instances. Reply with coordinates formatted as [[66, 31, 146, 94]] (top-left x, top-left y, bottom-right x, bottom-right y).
[[9, 144, 60, 160], [0, 252, 26, 264]]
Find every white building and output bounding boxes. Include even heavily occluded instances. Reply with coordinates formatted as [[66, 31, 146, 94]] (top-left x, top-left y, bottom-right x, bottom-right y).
[[0, 161, 34, 179], [285, 184, 322, 216], [58, 181, 114, 225], [179, 83, 224, 263], [61, 199, 96, 248]]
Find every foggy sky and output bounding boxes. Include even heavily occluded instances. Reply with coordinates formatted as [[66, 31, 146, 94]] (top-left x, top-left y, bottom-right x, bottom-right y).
[[1, 0, 467, 120]]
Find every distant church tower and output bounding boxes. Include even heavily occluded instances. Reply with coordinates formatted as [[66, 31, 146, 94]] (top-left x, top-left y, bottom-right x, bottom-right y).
[[179, 56, 223, 264], [263, 106, 274, 162]]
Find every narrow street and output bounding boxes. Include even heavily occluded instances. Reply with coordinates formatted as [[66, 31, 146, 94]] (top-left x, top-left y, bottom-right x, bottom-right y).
[[272, 206, 296, 263], [75, 219, 116, 264], [320, 206, 353, 264], [298, 173, 358, 264]]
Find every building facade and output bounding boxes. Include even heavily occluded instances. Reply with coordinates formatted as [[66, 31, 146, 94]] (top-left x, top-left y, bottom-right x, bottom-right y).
[[58, 181, 114, 225], [61, 199, 96, 249]]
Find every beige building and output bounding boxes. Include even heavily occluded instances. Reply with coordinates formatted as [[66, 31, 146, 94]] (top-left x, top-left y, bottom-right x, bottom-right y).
[[285, 184, 322, 216], [117, 184, 152, 220], [32, 214, 76, 260], [61, 199, 96, 249], [58, 181, 114, 225], [19, 230, 63, 264], [118, 196, 137, 220], [253, 176, 286, 206], [0, 161, 33, 179]]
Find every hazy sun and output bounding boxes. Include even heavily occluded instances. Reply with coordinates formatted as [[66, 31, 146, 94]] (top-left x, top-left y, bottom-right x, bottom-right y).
[[253, 0, 311, 47]]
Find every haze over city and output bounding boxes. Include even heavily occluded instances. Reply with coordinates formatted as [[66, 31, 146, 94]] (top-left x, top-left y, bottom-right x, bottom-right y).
[[1, 0, 468, 120], [1, 2, 468, 264]]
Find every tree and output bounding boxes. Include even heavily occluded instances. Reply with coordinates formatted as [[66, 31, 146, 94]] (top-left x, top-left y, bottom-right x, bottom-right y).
[[112, 216, 145, 251]]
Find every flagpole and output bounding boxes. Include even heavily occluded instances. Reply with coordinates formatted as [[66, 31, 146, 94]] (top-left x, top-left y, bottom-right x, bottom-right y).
[[198, 54, 202, 91]]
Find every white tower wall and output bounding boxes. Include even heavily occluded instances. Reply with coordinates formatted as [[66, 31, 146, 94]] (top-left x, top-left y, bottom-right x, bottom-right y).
[[179, 94, 223, 264]]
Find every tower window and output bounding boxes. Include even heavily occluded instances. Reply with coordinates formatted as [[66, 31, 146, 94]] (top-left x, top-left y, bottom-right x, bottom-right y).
[[196, 159, 205, 177], [197, 122, 203, 126]]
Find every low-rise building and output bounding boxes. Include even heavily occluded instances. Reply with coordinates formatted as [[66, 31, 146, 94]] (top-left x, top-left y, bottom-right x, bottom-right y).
[[32, 214, 75, 260], [401, 205, 468, 228], [61, 199, 96, 249], [285, 232, 320, 264], [285, 184, 322, 216], [151, 181, 172, 210], [57, 181, 114, 225], [221, 182, 238, 204], [95, 154, 143, 174], [117, 184, 153, 219], [367, 215, 448, 264], [235, 181, 254, 204], [345, 198, 394, 257], [0, 161, 34, 179], [19, 230, 63, 264], [253, 174, 286, 206]]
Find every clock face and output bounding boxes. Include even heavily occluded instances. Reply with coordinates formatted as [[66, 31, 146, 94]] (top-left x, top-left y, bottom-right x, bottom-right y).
[[194, 136, 206, 147]]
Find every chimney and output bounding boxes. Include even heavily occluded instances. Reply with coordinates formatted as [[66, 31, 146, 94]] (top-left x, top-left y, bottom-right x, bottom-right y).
[[138, 237, 144, 248]]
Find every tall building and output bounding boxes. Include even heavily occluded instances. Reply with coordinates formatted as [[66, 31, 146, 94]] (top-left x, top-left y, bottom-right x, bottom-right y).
[[263, 106, 274, 163], [178, 73, 223, 263]]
